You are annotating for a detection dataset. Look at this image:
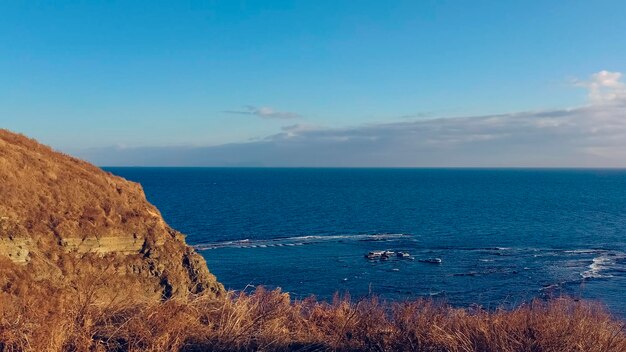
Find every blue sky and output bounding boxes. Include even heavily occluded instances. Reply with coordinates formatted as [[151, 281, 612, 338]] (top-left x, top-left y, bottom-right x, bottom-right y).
[[1, 1, 626, 166]]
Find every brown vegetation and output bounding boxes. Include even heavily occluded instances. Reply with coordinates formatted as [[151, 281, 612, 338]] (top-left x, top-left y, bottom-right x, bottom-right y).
[[1, 273, 624, 352]]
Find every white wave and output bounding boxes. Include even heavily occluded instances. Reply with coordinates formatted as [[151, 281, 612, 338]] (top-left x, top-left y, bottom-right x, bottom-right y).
[[281, 233, 409, 242], [540, 283, 561, 291], [581, 255, 614, 279], [194, 233, 411, 250], [564, 249, 604, 255]]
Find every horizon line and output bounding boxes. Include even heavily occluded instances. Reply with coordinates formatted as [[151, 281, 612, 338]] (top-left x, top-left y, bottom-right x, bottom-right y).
[[100, 166, 626, 170]]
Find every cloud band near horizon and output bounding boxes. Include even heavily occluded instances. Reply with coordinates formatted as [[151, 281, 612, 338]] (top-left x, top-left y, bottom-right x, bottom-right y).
[[75, 71, 626, 167]]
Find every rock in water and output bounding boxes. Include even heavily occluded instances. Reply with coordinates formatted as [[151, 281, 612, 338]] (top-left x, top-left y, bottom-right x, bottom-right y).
[[0, 129, 223, 301]]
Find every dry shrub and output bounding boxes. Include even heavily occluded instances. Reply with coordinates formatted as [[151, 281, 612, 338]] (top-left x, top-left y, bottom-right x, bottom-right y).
[[0, 277, 624, 352]]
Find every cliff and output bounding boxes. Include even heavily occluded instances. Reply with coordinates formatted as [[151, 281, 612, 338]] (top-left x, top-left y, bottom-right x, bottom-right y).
[[0, 129, 223, 301]]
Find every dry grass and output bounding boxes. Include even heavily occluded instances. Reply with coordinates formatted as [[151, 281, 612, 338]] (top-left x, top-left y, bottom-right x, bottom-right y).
[[0, 280, 624, 352]]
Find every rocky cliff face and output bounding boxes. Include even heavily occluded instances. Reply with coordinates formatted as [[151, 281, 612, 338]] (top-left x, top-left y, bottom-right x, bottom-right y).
[[0, 129, 223, 301]]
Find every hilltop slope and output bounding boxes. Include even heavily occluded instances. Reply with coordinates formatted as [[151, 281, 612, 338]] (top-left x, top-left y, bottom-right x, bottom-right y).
[[0, 129, 223, 301]]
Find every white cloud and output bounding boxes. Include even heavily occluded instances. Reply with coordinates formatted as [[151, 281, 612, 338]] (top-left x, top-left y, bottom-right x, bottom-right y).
[[278, 124, 321, 137], [224, 105, 301, 119], [79, 71, 626, 167], [575, 70, 626, 104]]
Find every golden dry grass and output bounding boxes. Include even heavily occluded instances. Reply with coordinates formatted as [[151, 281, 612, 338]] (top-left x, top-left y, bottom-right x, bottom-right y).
[[1, 279, 624, 352]]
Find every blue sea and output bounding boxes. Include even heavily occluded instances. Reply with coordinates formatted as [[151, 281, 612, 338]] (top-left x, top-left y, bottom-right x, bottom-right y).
[[105, 168, 626, 316]]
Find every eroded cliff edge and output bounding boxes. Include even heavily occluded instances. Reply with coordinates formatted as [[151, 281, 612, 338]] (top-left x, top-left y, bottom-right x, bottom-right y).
[[0, 129, 223, 301]]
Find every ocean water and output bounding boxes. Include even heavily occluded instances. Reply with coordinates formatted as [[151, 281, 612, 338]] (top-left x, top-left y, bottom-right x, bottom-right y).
[[105, 168, 626, 316]]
